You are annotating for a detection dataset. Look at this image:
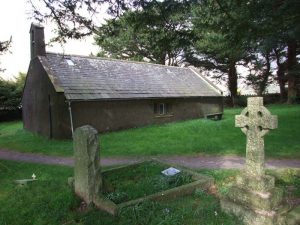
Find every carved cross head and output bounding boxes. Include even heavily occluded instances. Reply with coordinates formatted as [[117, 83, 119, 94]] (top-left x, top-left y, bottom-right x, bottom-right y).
[[235, 97, 277, 137]]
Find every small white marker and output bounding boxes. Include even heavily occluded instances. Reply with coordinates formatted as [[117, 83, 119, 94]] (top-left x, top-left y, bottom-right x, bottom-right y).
[[32, 173, 36, 180]]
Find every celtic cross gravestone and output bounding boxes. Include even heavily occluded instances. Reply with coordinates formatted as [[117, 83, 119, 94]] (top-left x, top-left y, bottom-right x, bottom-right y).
[[221, 97, 286, 225], [235, 97, 277, 178]]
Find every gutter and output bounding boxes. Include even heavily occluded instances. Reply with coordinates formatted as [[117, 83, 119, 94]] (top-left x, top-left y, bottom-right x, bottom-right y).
[[67, 100, 74, 137]]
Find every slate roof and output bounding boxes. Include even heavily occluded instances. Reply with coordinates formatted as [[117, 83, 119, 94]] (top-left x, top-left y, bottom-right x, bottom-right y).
[[39, 52, 222, 101]]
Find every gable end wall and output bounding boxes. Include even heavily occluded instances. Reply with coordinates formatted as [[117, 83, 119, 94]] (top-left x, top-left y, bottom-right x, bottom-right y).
[[22, 58, 71, 139]]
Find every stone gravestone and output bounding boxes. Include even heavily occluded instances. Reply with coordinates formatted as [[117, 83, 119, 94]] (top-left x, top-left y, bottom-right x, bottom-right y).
[[221, 97, 286, 225], [73, 125, 102, 204]]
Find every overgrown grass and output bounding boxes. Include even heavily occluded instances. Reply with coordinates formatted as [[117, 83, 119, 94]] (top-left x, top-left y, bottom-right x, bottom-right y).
[[0, 104, 299, 158], [103, 161, 193, 203], [0, 160, 243, 225]]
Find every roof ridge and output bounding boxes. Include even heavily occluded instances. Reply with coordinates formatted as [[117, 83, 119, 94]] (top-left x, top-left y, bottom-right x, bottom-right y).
[[45, 51, 190, 70]]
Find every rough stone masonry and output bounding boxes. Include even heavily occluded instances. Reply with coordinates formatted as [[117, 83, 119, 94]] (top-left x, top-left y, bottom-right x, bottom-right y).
[[73, 125, 103, 204], [221, 97, 293, 225]]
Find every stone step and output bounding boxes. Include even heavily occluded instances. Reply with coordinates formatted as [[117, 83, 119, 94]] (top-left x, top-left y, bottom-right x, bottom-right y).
[[226, 185, 283, 211]]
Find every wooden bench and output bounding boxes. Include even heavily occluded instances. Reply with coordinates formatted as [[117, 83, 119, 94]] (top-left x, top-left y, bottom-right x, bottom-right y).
[[205, 113, 223, 120]]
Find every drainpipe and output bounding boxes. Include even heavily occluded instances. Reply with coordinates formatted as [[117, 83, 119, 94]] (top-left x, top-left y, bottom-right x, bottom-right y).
[[67, 100, 74, 137]]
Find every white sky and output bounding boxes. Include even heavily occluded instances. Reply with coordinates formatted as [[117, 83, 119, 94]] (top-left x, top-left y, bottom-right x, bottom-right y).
[[0, 0, 100, 80]]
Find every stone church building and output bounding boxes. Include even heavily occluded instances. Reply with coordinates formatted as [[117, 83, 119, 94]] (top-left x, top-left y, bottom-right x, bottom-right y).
[[22, 23, 223, 139]]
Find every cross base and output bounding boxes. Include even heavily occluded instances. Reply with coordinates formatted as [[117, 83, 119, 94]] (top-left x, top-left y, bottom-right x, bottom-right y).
[[226, 185, 283, 211], [236, 172, 275, 192], [220, 172, 289, 225], [220, 197, 289, 225]]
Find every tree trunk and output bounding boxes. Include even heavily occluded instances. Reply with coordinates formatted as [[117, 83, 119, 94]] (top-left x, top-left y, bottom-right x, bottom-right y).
[[274, 49, 287, 102], [287, 40, 298, 104], [258, 52, 271, 96], [228, 60, 238, 107]]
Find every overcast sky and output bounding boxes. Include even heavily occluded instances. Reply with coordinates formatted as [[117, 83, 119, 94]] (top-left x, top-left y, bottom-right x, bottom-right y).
[[0, 0, 100, 80]]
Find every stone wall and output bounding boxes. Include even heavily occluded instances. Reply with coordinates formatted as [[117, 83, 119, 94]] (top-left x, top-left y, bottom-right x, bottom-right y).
[[22, 58, 71, 139], [71, 97, 223, 136]]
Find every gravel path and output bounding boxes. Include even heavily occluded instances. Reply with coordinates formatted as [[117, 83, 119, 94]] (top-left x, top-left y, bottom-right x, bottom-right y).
[[0, 149, 299, 169]]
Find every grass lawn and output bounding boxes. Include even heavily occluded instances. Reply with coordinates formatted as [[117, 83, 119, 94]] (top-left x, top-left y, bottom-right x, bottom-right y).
[[0, 104, 299, 158], [1, 160, 299, 225], [0, 160, 242, 225]]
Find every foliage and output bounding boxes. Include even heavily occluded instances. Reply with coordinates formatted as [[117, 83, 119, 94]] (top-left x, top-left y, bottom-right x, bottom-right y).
[[189, 0, 252, 103], [0, 38, 11, 53], [243, 0, 300, 102], [0, 104, 299, 158], [245, 52, 274, 96], [190, 0, 300, 103], [0, 37, 12, 72], [0, 72, 26, 122], [30, 0, 155, 43], [95, 0, 194, 65], [0, 72, 26, 110]]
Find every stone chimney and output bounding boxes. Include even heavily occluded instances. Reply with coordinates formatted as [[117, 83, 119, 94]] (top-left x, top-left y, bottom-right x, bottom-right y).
[[30, 23, 46, 59]]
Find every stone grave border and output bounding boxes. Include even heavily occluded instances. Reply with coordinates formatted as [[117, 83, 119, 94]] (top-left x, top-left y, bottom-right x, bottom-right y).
[[83, 159, 214, 215]]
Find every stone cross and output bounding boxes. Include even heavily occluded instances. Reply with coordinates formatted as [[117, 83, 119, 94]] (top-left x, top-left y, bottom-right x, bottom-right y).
[[235, 97, 277, 177], [73, 125, 102, 204]]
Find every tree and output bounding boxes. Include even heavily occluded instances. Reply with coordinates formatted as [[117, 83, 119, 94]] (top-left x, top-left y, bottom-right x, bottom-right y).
[[246, 0, 300, 103], [0, 72, 26, 110], [191, 0, 300, 104], [0, 37, 12, 72], [245, 51, 273, 96], [276, 0, 300, 103], [190, 0, 252, 106], [273, 47, 287, 101], [29, 0, 150, 43], [0, 38, 11, 53], [95, 0, 194, 65]]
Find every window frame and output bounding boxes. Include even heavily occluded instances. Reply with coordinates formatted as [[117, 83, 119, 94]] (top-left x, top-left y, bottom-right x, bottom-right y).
[[154, 102, 172, 116]]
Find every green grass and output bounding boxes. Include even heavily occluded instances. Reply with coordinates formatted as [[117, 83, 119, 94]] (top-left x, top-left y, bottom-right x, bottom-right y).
[[0, 104, 299, 158], [103, 161, 193, 203], [0, 160, 243, 225], [1, 160, 299, 225], [0, 121, 72, 156]]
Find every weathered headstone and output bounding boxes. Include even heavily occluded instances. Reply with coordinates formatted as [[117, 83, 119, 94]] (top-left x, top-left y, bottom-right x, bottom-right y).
[[235, 97, 277, 177], [221, 97, 286, 225], [74, 125, 102, 204]]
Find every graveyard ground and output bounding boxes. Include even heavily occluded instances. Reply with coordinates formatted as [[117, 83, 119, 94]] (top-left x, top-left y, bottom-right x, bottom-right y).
[[1, 160, 299, 225], [0, 104, 299, 159]]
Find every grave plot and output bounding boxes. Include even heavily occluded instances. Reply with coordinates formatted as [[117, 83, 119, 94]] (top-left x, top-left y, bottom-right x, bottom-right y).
[[70, 125, 214, 215], [102, 161, 194, 204], [100, 160, 213, 212]]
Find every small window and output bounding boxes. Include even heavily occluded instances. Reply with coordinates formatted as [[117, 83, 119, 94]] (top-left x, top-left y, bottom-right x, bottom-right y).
[[66, 58, 75, 66], [154, 103, 171, 115], [159, 103, 165, 115]]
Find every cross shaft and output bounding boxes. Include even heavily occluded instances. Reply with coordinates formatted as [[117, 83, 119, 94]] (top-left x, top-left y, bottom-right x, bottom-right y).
[[235, 97, 277, 177]]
